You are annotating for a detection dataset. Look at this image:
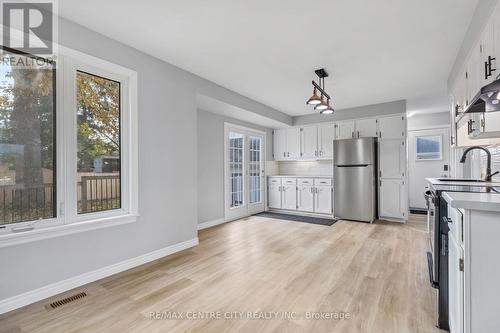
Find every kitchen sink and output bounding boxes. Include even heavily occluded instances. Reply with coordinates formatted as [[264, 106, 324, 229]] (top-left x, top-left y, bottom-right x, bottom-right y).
[[436, 178, 486, 183]]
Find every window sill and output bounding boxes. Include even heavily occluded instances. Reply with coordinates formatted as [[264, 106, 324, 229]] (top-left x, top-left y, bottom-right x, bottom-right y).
[[0, 214, 138, 248]]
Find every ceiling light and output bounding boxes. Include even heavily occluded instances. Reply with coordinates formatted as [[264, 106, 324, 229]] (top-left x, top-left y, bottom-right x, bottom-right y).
[[306, 68, 334, 115], [315, 98, 330, 111], [321, 105, 335, 115], [306, 87, 322, 105]]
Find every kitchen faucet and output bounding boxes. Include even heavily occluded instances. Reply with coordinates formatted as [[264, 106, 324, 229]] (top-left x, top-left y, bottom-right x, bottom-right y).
[[459, 146, 499, 181]]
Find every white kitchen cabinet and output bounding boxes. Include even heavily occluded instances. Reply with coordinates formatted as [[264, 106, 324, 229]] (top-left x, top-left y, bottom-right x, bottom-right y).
[[465, 42, 482, 107], [273, 129, 287, 161], [335, 121, 355, 140], [379, 179, 405, 220], [379, 140, 405, 179], [297, 179, 314, 212], [315, 184, 332, 214], [268, 177, 282, 209], [470, 112, 500, 138], [301, 126, 318, 159], [378, 115, 405, 140], [318, 123, 335, 159], [448, 214, 465, 333], [479, 17, 496, 87], [281, 178, 297, 210], [286, 128, 301, 160], [356, 118, 378, 138]]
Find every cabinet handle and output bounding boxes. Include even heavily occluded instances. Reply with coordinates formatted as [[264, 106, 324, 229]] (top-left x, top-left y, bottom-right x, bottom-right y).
[[351, 132, 354, 138], [310, 187, 313, 193], [357, 131, 360, 138], [320, 151, 323, 156], [487, 55, 496, 79], [283, 152, 286, 158], [442, 216, 452, 224], [485, 60, 489, 80]]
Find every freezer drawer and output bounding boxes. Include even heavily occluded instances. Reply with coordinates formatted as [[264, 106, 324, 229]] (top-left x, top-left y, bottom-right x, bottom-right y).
[[334, 165, 375, 222]]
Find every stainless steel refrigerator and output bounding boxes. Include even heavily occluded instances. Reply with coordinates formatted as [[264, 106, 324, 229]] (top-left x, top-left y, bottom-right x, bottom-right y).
[[333, 137, 377, 222]]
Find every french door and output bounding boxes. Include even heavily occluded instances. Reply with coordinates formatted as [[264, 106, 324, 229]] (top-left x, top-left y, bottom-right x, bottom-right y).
[[224, 124, 265, 221]]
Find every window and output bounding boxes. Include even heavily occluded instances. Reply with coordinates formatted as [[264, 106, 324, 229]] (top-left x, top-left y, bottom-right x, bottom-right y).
[[76, 71, 121, 214], [0, 46, 138, 247], [416, 135, 442, 160], [249, 136, 262, 204], [0, 48, 56, 225], [229, 132, 244, 208]]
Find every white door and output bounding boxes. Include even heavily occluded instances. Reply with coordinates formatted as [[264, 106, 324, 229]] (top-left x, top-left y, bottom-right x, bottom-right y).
[[356, 118, 378, 138], [286, 128, 301, 159], [268, 178, 282, 209], [273, 129, 286, 161], [225, 125, 266, 220], [297, 179, 314, 212], [408, 128, 450, 210], [301, 126, 318, 159], [315, 186, 332, 214], [379, 140, 406, 179], [379, 179, 405, 219], [282, 179, 297, 210], [378, 115, 405, 139], [336, 121, 355, 140], [318, 123, 335, 158]]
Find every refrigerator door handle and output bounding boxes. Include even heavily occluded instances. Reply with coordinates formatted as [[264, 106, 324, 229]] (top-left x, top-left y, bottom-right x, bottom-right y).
[[335, 164, 369, 167]]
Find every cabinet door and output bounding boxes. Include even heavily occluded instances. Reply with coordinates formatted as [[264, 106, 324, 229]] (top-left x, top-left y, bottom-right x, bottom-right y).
[[297, 185, 314, 212], [379, 140, 405, 179], [356, 118, 378, 138], [318, 123, 335, 158], [480, 17, 496, 86], [335, 121, 355, 140], [286, 128, 301, 160], [378, 115, 405, 140], [466, 42, 481, 106], [482, 112, 500, 134], [268, 184, 282, 209], [273, 129, 287, 161], [282, 184, 297, 210], [448, 234, 464, 333], [315, 186, 332, 214], [301, 126, 318, 159], [379, 179, 405, 219]]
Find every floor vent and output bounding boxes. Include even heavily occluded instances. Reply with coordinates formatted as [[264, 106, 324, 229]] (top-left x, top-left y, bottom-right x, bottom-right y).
[[48, 292, 87, 309]]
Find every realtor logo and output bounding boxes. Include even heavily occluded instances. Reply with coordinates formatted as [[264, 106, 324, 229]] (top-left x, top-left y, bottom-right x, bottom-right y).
[[1, 0, 54, 54]]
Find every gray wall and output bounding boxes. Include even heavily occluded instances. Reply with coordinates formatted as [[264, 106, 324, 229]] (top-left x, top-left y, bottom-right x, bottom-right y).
[[197, 109, 272, 224], [407, 112, 450, 131], [0, 18, 283, 301], [292, 100, 406, 126]]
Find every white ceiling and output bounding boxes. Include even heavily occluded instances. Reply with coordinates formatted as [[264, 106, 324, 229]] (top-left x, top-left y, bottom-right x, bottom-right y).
[[59, 0, 478, 116]]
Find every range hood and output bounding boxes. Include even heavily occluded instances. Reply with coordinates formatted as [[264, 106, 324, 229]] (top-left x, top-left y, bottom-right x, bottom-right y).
[[464, 78, 500, 113]]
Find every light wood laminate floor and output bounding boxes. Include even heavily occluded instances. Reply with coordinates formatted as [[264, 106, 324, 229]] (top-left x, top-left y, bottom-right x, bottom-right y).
[[0, 214, 445, 333]]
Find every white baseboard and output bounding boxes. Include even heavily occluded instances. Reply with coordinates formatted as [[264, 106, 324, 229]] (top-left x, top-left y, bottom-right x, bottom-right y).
[[0, 237, 199, 315], [197, 218, 225, 230]]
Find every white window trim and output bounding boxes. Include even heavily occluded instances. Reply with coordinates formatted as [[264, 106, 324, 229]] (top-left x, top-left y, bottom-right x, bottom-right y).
[[0, 46, 139, 248], [415, 134, 443, 161]]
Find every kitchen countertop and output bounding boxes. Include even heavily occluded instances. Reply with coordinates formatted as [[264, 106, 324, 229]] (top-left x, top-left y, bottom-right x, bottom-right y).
[[442, 192, 500, 212], [426, 177, 500, 187], [268, 175, 333, 178]]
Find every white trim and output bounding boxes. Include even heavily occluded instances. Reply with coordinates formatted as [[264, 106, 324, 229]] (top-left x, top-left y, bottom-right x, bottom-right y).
[[0, 214, 138, 248], [267, 209, 334, 219], [197, 218, 226, 230], [0, 237, 199, 315], [408, 125, 451, 131]]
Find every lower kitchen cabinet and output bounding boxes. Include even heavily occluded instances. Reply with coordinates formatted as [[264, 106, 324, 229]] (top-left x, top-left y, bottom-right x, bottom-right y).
[[315, 184, 332, 214], [379, 179, 406, 220], [268, 178, 282, 209], [268, 177, 333, 216], [282, 178, 297, 210], [297, 179, 314, 211]]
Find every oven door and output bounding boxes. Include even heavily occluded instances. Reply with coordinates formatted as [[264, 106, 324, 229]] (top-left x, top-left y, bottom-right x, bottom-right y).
[[425, 190, 435, 253]]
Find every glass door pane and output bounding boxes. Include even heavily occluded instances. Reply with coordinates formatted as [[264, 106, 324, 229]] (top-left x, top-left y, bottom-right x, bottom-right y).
[[229, 131, 244, 208], [249, 136, 262, 204]]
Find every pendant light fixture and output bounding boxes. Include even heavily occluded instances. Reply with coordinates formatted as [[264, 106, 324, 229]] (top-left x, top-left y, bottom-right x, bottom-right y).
[[306, 68, 334, 115]]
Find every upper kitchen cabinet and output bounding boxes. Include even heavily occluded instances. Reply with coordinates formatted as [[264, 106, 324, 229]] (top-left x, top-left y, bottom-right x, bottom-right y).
[[273, 129, 287, 161], [355, 118, 378, 138], [465, 41, 482, 107], [335, 120, 355, 140], [318, 123, 335, 159], [273, 128, 301, 161], [378, 115, 405, 140], [301, 126, 318, 159], [287, 128, 301, 159], [479, 15, 497, 87]]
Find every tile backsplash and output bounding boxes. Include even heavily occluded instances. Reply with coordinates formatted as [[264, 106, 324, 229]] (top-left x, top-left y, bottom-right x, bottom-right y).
[[277, 160, 333, 176]]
